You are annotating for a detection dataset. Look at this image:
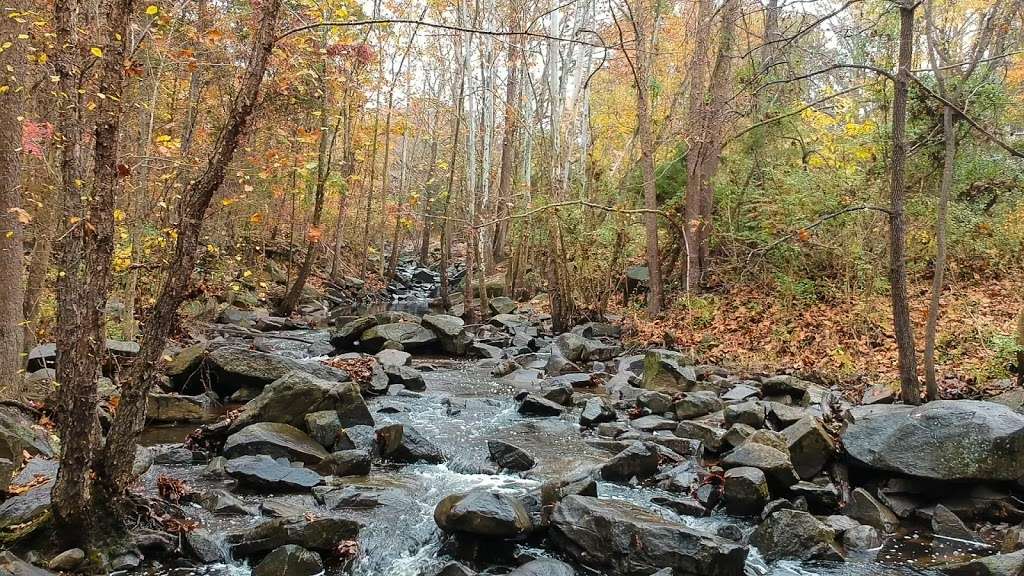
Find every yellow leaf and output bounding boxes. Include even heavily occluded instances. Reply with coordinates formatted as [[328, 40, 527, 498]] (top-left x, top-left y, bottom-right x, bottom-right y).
[[113, 208, 126, 222], [249, 212, 263, 225], [90, 46, 103, 58], [37, 53, 47, 64], [145, 4, 159, 15]]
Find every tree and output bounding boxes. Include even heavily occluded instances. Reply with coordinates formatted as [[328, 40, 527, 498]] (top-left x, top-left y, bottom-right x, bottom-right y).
[[0, 2, 27, 399], [888, 0, 920, 404]]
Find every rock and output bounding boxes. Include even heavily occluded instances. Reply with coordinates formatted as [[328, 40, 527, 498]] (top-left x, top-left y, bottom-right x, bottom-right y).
[[487, 440, 535, 471], [750, 509, 843, 562], [721, 442, 799, 491], [489, 296, 517, 315], [674, 391, 723, 420], [579, 398, 615, 427], [197, 489, 258, 515], [581, 339, 621, 362], [146, 392, 219, 423], [675, 421, 726, 452], [207, 346, 347, 393], [376, 348, 411, 367], [186, 529, 229, 563], [48, 549, 85, 572], [473, 342, 505, 359], [330, 316, 378, 348], [422, 314, 470, 355], [228, 515, 360, 556], [843, 525, 882, 550], [434, 490, 532, 538], [842, 401, 1024, 481], [303, 410, 342, 448], [825, 515, 861, 534], [360, 322, 438, 352], [722, 384, 760, 402], [0, 405, 54, 459], [642, 350, 697, 392], [552, 333, 588, 361], [0, 552, 56, 576], [518, 394, 565, 417], [539, 380, 574, 405], [765, 402, 808, 428], [313, 486, 409, 510], [435, 562, 476, 576], [652, 495, 706, 517], [387, 424, 445, 464], [943, 550, 1024, 576], [600, 442, 659, 481], [224, 455, 322, 491], [637, 391, 673, 414], [384, 365, 426, 391], [230, 370, 372, 431], [0, 479, 52, 539], [315, 449, 371, 477], [545, 353, 583, 376], [861, 383, 895, 405], [252, 545, 323, 576], [723, 401, 765, 428], [789, 481, 840, 514], [508, 558, 575, 576], [843, 488, 899, 533], [745, 429, 789, 452], [724, 467, 770, 516], [630, 414, 677, 432], [550, 495, 747, 576], [782, 416, 835, 480], [723, 423, 755, 449], [224, 422, 329, 464], [932, 504, 977, 541]]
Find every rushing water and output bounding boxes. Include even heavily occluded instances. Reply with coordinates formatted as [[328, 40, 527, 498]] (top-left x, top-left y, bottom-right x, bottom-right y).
[[136, 332, 963, 576]]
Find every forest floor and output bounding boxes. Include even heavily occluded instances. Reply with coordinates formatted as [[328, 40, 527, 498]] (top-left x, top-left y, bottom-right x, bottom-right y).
[[621, 276, 1023, 399]]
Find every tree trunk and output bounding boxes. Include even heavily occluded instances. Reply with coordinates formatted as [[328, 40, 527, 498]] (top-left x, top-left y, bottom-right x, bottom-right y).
[[889, 0, 921, 404], [0, 3, 26, 399], [97, 0, 282, 501]]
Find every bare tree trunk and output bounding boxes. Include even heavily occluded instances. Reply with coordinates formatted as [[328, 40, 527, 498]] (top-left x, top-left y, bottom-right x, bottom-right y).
[[682, 0, 712, 291], [0, 2, 26, 399], [889, 0, 921, 404], [418, 138, 438, 265], [23, 189, 55, 354], [491, 24, 521, 265], [97, 0, 282, 501], [439, 47, 468, 312]]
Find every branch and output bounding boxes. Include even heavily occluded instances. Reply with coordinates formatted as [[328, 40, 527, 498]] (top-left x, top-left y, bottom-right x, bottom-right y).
[[472, 199, 688, 238], [276, 18, 612, 50], [747, 205, 892, 262], [728, 80, 880, 143]]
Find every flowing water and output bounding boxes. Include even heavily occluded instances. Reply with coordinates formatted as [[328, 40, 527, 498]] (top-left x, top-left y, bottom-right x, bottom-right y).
[[136, 330, 972, 576]]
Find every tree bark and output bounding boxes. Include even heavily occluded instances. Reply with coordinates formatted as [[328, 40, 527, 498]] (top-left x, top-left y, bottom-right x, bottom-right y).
[[0, 3, 27, 399], [889, 0, 921, 404], [97, 0, 283, 500]]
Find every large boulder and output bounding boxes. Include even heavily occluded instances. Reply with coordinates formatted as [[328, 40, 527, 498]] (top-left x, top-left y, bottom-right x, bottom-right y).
[[224, 423, 329, 464], [422, 314, 470, 355], [360, 323, 438, 352], [251, 545, 322, 576], [434, 490, 533, 538], [223, 456, 322, 491], [508, 558, 575, 576], [203, 346, 348, 394], [386, 424, 445, 464], [721, 442, 799, 491], [330, 316, 378, 349], [750, 509, 843, 562], [782, 416, 835, 480], [842, 401, 1024, 481], [487, 440, 535, 471], [146, 392, 220, 423], [642, 350, 696, 392], [228, 515, 359, 556], [229, 370, 372, 431], [942, 550, 1024, 576], [601, 442, 659, 482], [723, 467, 769, 516], [550, 495, 748, 576]]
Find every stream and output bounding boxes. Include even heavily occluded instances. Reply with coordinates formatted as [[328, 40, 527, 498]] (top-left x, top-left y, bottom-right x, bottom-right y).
[[134, 327, 968, 576]]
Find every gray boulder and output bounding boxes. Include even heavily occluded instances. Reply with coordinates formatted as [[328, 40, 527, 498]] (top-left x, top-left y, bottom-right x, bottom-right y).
[[750, 509, 843, 562], [721, 442, 799, 491], [675, 421, 726, 452], [422, 314, 470, 355], [782, 416, 835, 480], [642, 350, 696, 392], [208, 346, 348, 391], [224, 456, 322, 491], [942, 550, 1024, 576], [674, 391, 723, 420], [303, 410, 342, 448], [315, 449, 371, 477], [489, 297, 518, 315], [579, 398, 615, 427], [434, 490, 532, 538], [224, 422, 329, 464], [508, 559, 575, 576], [252, 545, 322, 576], [228, 515, 360, 556], [550, 495, 748, 576], [330, 316, 378, 348], [723, 467, 769, 516], [488, 440, 535, 471], [843, 487, 899, 533], [146, 392, 219, 423], [230, 370, 372, 431], [360, 322, 438, 352], [600, 442, 659, 481]]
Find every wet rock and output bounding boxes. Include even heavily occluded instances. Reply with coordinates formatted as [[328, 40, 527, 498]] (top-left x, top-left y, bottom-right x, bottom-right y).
[[751, 509, 843, 562], [539, 380, 574, 405], [228, 515, 360, 556], [630, 414, 676, 432], [721, 442, 799, 491], [508, 558, 575, 576], [473, 342, 505, 359], [842, 401, 1024, 481], [942, 549, 1024, 576], [387, 424, 445, 464], [260, 498, 307, 518], [360, 322, 438, 352], [789, 481, 840, 514], [642, 350, 697, 392], [724, 467, 770, 516], [303, 410, 342, 448], [487, 440, 535, 471], [313, 486, 409, 510], [229, 370, 372, 431], [146, 392, 220, 423], [435, 562, 476, 576], [723, 401, 766, 428], [252, 545, 323, 576], [579, 397, 615, 427], [844, 488, 899, 533], [434, 490, 533, 538], [843, 525, 882, 550], [675, 421, 726, 452], [224, 422, 329, 464], [550, 495, 748, 576], [384, 365, 426, 391], [48, 549, 85, 572], [330, 316, 378, 348], [825, 515, 861, 534], [518, 394, 565, 417], [197, 489, 258, 515], [224, 455, 322, 490], [422, 314, 470, 355], [186, 529, 229, 563], [674, 391, 724, 420], [206, 346, 348, 393], [652, 495, 706, 517], [655, 459, 703, 493], [637, 391, 673, 414], [600, 442, 659, 481], [932, 504, 977, 541], [315, 449, 371, 477], [782, 416, 835, 480]]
